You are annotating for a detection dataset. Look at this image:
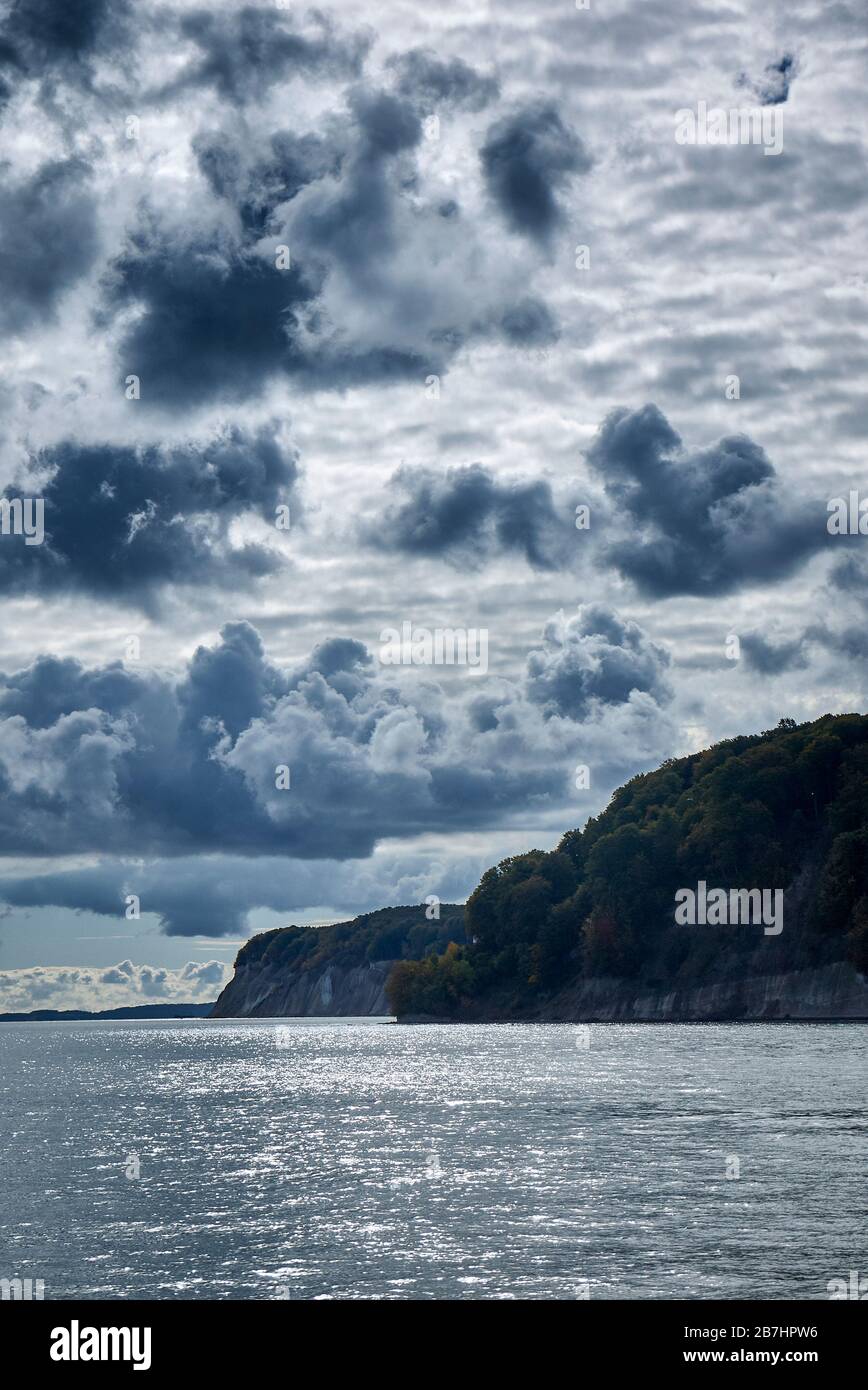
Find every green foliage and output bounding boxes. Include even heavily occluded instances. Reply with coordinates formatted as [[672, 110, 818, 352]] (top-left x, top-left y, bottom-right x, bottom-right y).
[[812, 829, 868, 943], [235, 904, 467, 977], [385, 942, 475, 1017], [393, 712, 868, 1014]]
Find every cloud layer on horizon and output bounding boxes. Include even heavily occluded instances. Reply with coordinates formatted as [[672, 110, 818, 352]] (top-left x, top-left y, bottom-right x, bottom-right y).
[[0, 958, 229, 1013]]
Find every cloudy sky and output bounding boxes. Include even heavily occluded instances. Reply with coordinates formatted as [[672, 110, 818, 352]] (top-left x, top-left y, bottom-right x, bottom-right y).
[[0, 0, 865, 1011]]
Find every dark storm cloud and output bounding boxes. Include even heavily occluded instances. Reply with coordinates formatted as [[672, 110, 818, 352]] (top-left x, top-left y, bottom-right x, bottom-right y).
[[0, 657, 149, 728], [0, 847, 486, 942], [0, 424, 299, 603], [0, 160, 99, 331], [727, 556, 868, 675], [0, 609, 673, 892], [193, 128, 343, 235], [0, 865, 126, 917], [361, 462, 571, 570], [156, 6, 371, 104], [349, 85, 422, 155], [480, 100, 591, 244], [737, 53, 798, 105], [178, 620, 287, 742], [107, 212, 435, 407], [3, 0, 125, 61], [586, 404, 832, 597], [106, 86, 460, 408], [526, 605, 672, 720], [285, 84, 423, 267], [0, 53, 17, 109], [386, 48, 499, 111], [104, 224, 321, 410], [739, 631, 810, 675], [92, 19, 572, 415], [0, 0, 133, 103], [813, 626, 868, 663], [804, 562, 868, 661], [0, 857, 351, 938]]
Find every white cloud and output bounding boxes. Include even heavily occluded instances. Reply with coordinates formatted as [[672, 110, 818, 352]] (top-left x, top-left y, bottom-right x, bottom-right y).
[[0, 959, 230, 1014]]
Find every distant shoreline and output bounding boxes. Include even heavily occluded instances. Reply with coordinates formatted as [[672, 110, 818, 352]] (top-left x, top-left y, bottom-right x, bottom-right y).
[[0, 1003, 216, 1022]]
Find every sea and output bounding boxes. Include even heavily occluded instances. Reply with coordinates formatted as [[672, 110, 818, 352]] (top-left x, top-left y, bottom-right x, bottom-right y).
[[0, 1018, 864, 1300]]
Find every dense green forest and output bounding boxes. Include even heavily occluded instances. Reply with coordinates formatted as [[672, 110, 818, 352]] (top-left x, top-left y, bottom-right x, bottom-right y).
[[230, 902, 466, 977], [386, 714, 868, 1018]]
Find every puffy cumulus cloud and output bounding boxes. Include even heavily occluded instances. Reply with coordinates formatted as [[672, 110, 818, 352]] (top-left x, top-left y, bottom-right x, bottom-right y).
[[0, 959, 229, 1013], [180, 959, 227, 988], [154, 5, 371, 105], [102, 66, 570, 412], [480, 100, 592, 245], [0, 705, 132, 812], [178, 620, 288, 742], [0, 657, 156, 728], [0, 610, 676, 895], [385, 48, 499, 112], [526, 604, 672, 719], [360, 462, 573, 571], [0, 423, 299, 605], [586, 404, 836, 598], [0, 159, 99, 332], [275, 87, 560, 384]]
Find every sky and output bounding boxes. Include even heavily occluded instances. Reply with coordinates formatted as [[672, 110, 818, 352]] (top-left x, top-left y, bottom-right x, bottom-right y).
[[0, 0, 865, 1012]]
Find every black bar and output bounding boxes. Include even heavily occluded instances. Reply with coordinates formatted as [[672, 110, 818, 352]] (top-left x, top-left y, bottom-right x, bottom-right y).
[[8, 1299, 862, 1376]]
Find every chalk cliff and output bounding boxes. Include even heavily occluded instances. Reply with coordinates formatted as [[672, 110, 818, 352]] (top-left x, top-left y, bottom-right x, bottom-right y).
[[211, 957, 394, 1017], [210, 903, 466, 1018]]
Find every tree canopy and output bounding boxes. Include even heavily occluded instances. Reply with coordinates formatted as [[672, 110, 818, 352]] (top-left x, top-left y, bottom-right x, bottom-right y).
[[386, 714, 868, 1017]]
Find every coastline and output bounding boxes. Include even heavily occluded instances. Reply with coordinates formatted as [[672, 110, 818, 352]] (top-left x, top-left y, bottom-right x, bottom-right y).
[[396, 962, 868, 1024], [208, 960, 868, 1024]]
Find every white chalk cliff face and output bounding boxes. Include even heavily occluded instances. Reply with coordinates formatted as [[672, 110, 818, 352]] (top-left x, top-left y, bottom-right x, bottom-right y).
[[211, 957, 395, 1018]]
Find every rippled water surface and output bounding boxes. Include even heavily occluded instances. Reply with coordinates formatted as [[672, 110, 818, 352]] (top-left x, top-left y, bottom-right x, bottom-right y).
[[0, 1019, 864, 1299]]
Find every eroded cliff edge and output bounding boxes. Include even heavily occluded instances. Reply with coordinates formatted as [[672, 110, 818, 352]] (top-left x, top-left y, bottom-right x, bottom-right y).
[[212, 956, 394, 1017], [210, 904, 466, 1018]]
